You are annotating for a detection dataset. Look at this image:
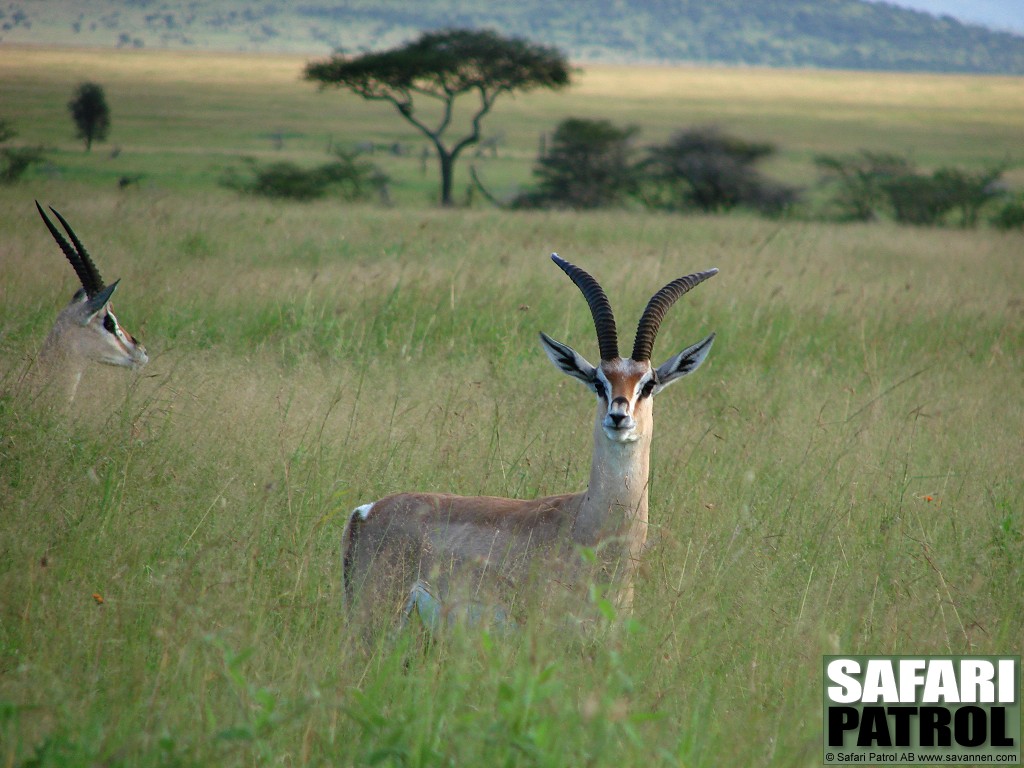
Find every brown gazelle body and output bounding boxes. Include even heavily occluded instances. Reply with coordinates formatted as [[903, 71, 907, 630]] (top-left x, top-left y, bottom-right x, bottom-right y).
[[344, 254, 717, 630], [31, 202, 148, 403]]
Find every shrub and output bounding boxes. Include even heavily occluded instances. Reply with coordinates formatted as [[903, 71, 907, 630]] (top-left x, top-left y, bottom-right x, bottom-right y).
[[881, 172, 954, 226], [991, 195, 1024, 230], [516, 118, 640, 209], [816, 152, 1007, 227], [931, 165, 1006, 228], [640, 126, 798, 215], [221, 150, 385, 202], [814, 151, 913, 222], [0, 118, 46, 184]]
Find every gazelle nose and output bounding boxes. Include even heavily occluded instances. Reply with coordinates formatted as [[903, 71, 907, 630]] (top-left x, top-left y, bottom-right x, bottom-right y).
[[607, 397, 631, 427]]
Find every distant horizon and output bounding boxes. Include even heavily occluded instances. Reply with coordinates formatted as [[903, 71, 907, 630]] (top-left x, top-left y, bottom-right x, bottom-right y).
[[1, 0, 1020, 75], [866, 0, 1024, 34]]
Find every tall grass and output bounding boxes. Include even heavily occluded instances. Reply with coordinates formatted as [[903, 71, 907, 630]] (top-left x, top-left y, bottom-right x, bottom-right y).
[[1, 183, 1021, 765]]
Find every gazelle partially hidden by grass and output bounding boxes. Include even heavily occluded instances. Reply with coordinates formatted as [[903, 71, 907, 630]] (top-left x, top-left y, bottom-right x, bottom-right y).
[[32, 202, 148, 403], [344, 254, 717, 632]]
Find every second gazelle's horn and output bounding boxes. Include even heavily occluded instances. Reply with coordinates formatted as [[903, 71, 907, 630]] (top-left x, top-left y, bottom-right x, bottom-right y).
[[631, 268, 718, 362], [35, 201, 106, 298], [551, 253, 619, 361]]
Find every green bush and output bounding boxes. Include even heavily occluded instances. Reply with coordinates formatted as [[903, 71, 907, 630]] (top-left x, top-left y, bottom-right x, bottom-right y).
[[881, 172, 953, 226], [814, 151, 913, 221], [516, 118, 640, 209], [221, 150, 386, 202], [640, 126, 799, 215], [931, 165, 1006, 227], [816, 151, 1007, 227], [991, 195, 1024, 230], [0, 118, 46, 184]]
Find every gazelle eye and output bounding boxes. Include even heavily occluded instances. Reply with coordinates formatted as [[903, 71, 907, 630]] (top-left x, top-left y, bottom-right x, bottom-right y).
[[103, 314, 117, 334], [640, 379, 656, 398], [594, 380, 608, 400]]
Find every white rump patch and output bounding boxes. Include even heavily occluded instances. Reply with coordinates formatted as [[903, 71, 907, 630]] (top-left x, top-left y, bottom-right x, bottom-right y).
[[352, 503, 374, 521]]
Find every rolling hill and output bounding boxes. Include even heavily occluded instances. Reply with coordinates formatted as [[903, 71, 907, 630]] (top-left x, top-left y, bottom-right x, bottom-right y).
[[1, 0, 1022, 74]]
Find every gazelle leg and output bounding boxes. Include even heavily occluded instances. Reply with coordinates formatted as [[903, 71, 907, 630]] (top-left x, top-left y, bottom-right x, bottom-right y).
[[401, 579, 444, 634], [401, 579, 517, 636]]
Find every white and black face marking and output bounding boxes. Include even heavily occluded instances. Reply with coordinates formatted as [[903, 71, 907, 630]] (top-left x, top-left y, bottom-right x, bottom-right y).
[[73, 295, 148, 369], [541, 331, 716, 444], [594, 358, 657, 443], [38, 202, 149, 371], [97, 306, 147, 368], [541, 333, 655, 443]]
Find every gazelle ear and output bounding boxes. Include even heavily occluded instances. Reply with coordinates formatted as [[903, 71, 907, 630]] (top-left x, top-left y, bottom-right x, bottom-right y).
[[539, 332, 598, 391], [653, 333, 715, 394], [84, 280, 118, 318]]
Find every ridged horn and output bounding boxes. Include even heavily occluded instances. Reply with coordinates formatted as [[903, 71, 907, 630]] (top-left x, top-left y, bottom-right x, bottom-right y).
[[631, 268, 718, 362], [551, 253, 619, 361], [36, 201, 105, 298]]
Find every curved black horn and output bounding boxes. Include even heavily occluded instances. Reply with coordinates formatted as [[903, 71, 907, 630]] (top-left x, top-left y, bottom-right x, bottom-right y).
[[631, 268, 718, 362], [35, 201, 105, 297], [49, 205, 105, 295], [551, 253, 619, 361]]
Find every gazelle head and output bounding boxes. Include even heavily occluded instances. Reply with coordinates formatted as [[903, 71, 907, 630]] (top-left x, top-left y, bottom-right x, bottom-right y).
[[37, 201, 148, 370], [540, 254, 716, 444]]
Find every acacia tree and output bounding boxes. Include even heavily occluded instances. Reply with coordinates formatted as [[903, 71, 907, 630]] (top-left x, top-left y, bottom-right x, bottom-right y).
[[68, 82, 110, 152], [305, 29, 571, 207]]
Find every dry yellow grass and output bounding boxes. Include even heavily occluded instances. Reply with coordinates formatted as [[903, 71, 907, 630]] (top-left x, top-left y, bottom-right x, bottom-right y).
[[2, 46, 1020, 182]]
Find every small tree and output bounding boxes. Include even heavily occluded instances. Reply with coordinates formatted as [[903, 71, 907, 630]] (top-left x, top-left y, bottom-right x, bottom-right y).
[[68, 82, 111, 152], [518, 118, 639, 209], [883, 165, 1006, 227], [814, 151, 913, 221], [305, 29, 572, 207], [642, 126, 797, 215], [931, 165, 1006, 228], [991, 194, 1024, 230], [880, 173, 953, 226], [0, 118, 46, 184]]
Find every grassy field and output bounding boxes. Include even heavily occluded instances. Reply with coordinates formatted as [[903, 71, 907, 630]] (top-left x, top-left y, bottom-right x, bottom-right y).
[[0, 48, 1022, 767], [2, 46, 1023, 201]]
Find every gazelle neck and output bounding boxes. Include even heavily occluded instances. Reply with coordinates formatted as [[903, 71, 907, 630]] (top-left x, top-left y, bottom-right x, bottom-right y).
[[35, 320, 87, 403], [574, 397, 653, 602]]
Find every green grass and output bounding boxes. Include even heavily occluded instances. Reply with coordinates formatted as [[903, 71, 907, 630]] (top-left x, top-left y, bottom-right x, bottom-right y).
[[2, 195, 1021, 766], [1, 49, 1023, 767], [2, 47, 1023, 202]]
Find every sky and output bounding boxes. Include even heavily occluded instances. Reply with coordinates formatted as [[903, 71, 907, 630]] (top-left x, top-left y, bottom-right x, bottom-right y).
[[868, 0, 1024, 33]]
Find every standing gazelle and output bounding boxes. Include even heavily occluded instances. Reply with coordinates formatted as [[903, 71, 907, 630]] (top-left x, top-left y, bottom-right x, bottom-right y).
[[31, 202, 148, 403], [344, 254, 717, 630]]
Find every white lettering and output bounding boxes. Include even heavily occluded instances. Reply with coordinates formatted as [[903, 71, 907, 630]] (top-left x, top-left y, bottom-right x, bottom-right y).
[[825, 656, 1017, 705], [827, 659, 862, 703], [998, 659, 1016, 703], [958, 660, 995, 703], [862, 659, 899, 702], [899, 659, 927, 702], [922, 659, 958, 702]]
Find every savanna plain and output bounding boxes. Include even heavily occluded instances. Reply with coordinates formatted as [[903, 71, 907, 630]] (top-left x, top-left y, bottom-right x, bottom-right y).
[[0, 46, 1022, 767]]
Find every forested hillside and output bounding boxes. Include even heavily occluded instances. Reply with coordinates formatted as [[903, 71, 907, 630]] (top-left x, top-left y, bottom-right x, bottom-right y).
[[2, 0, 1022, 74]]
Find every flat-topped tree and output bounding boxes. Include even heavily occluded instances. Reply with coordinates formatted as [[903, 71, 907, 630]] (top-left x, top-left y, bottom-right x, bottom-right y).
[[305, 29, 572, 207]]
